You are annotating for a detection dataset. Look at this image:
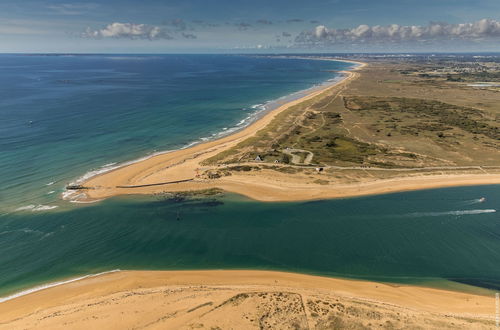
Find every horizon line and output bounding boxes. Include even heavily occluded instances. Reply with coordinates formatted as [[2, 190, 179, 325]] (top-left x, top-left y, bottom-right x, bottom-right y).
[[1, 51, 500, 55]]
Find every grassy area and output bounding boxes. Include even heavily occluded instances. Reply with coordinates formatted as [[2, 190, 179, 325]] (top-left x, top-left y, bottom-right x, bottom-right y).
[[345, 96, 500, 140], [202, 60, 500, 177]]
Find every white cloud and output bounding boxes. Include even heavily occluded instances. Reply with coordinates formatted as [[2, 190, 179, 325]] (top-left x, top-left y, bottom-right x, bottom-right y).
[[315, 25, 328, 39], [296, 19, 500, 45], [83, 22, 173, 40]]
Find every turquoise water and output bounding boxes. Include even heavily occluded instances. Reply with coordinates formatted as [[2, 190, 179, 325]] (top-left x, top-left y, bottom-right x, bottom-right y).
[[0, 54, 350, 213], [0, 185, 499, 297], [1, 54, 499, 298]]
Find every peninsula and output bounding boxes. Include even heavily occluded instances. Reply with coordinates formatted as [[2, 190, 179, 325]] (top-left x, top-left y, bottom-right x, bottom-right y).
[[67, 56, 500, 202]]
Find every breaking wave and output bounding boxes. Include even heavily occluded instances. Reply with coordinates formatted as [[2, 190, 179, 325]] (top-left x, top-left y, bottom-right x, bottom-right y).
[[15, 205, 59, 212], [0, 269, 121, 303]]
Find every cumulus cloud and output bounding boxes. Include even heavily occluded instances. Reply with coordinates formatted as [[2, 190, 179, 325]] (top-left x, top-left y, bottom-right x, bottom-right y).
[[83, 22, 173, 40], [314, 25, 328, 39], [296, 19, 500, 45]]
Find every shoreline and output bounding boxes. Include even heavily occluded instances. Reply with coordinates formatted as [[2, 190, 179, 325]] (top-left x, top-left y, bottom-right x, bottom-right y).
[[66, 71, 347, 187], [1, 270, 496, 328], [68, 58, 500, 203], [67, 59, 365, 202], [0, 267, 494, 305], [0, 270, 121, 304]]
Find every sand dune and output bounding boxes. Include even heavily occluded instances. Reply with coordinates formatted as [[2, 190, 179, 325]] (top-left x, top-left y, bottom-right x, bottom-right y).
[[67, 60, 500, 203]]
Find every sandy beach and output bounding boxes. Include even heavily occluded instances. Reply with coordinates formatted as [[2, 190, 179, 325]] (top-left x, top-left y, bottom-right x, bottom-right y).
[[68, 59, 500, 203], [0, 270, 496, 329]]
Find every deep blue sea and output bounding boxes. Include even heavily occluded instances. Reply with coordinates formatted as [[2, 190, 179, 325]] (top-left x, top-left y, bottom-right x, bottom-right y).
[[0, 54, 499, 299]]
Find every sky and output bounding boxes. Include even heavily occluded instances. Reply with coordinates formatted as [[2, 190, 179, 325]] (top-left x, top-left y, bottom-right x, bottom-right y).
[[0, 0, 499, 53]]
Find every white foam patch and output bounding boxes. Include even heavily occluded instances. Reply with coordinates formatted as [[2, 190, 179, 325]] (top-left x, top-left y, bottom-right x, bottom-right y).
[[0, 228, 43, 236], [101, 162, 117, 167], [14, 205, 58, 212], [61, 190, 77, 200], [406, 209, 496, 217], [14, 205, 36, 211], [463, 198, 486, 205], [32, 205, 58, 211], [69, 163, 123, 186], [69, 198, 103, 204], [250, 103, 264, 110], [0, 269, 121, 303]]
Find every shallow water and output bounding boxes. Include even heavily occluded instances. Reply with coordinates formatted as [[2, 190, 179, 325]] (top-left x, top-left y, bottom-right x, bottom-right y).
[[1, 185, 499, 297]]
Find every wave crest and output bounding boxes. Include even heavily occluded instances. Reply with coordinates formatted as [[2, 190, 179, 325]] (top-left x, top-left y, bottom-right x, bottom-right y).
[[15, 204, 59, 212], [0, 269, 121, 303]]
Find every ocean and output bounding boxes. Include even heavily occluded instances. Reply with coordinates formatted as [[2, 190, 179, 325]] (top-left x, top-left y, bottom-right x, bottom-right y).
[[0, 54, 499, 298], [0, 54, 350, 213]]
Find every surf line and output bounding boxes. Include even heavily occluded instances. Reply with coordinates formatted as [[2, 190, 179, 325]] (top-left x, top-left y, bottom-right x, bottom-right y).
[[0, 269, 121, 304]]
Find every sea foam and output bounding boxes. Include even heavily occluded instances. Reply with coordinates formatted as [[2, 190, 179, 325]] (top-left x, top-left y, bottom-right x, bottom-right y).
[[0, 269, 121, 303], [463, 198, 486, 205], [14, 205, 59, 212], [405, 209, 496, 217]]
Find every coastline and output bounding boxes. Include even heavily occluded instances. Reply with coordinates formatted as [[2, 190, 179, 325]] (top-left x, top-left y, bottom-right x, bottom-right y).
[[69, 57, 500, 203], [1, 270, 495, 328], [63, 66, 349, 195], [67, 59, 366, 202]]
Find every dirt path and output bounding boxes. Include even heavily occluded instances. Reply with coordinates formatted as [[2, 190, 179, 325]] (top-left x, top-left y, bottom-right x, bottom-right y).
[[282, 148, 315, 165]]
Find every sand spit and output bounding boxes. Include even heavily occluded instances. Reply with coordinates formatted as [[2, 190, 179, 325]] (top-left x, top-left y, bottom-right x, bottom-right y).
[[0, 270, 495, 329]]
